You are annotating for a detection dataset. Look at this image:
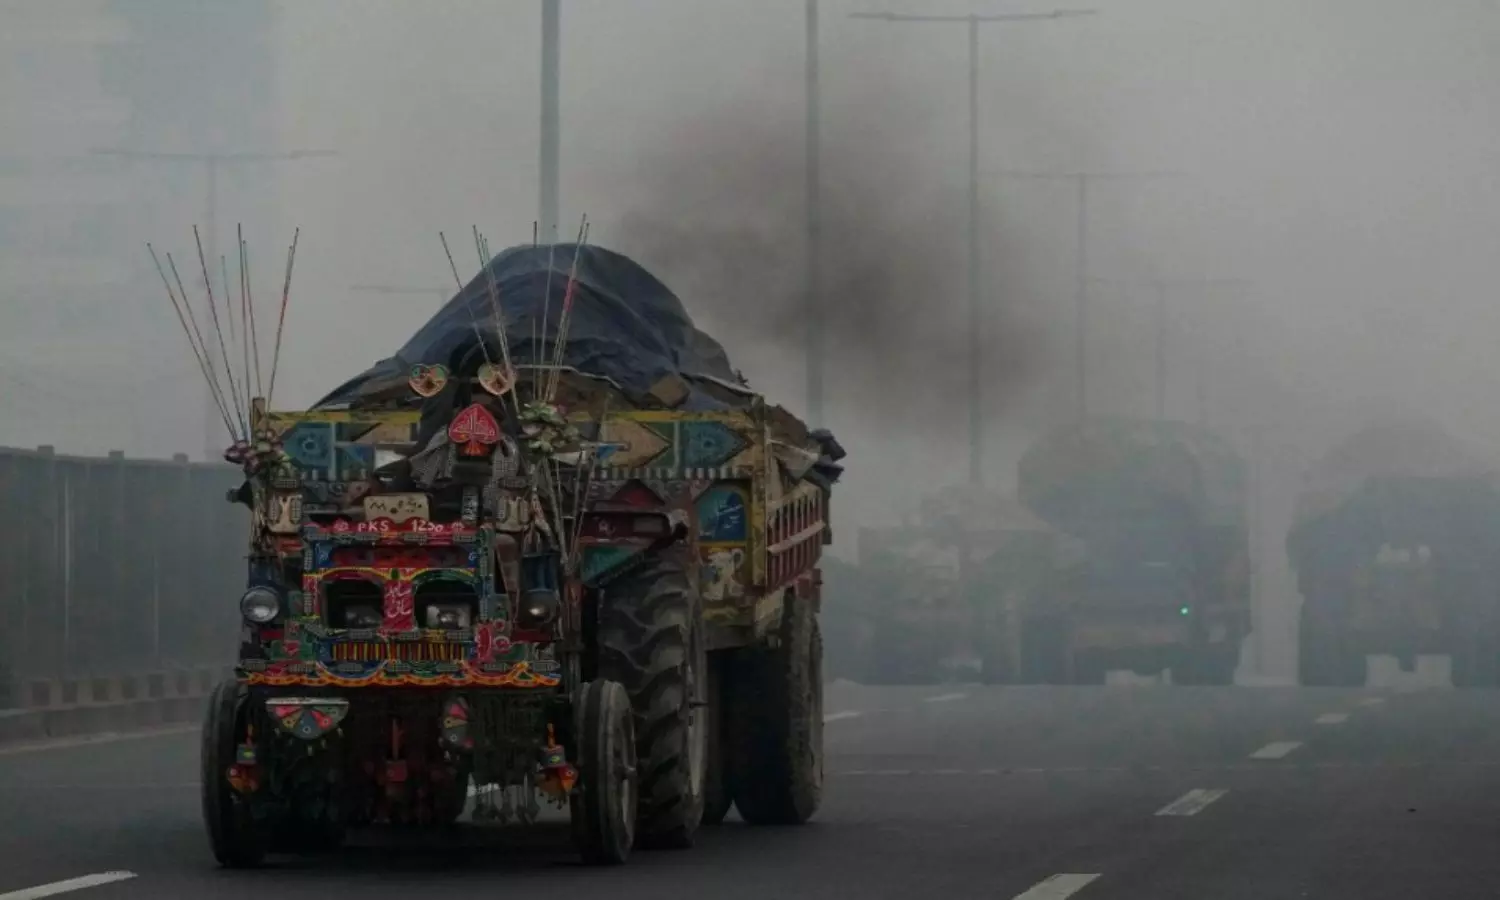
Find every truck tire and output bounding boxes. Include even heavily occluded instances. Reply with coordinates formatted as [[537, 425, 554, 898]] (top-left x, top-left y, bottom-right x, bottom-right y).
[[978, 621, 1015, 685], [1298, 608, 1363, 687], [1449, 629, 1499, 688], [570, 679, 637, 866], [728, 593, 823, 826], [1017, 617, 1069, 685], [701, 653, 733, 826], [1175, 644, 1237, 686], [202, 679, 268, 868], [598, 553, 708, 849]]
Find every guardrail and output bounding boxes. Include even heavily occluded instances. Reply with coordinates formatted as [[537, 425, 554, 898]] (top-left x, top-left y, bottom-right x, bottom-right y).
[[0, 665, 232, 747]]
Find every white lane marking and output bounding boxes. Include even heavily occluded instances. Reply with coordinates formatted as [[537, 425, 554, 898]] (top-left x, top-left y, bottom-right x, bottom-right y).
[[1357, 697, 1386, 707], [1249, 741, 1303, 759], [0, 725, 197, 757], [1012, 873, 1101, 899], [1315, 713, 1349, 725], [833, 759, 1500, 777], [0, 872, 138, 900], [924, 692, 969, 704], [1155, 788, 1228, 816], [823, 710, 863, 722]]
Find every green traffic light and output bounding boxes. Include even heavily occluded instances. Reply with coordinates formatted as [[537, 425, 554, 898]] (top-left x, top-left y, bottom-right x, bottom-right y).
[[1179, 606, 1190, 616]]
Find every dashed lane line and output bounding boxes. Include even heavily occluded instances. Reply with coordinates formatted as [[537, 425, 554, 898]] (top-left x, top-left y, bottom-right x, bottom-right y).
[[1249, 741, 1303, 760], [1155, 788, 1228, 816], [1012, 874, 1101, 899], [0, 872, 137, 900], [1357, 697, 1386, 707], [1314, 713, 1350, 725], [823, 711, 864, 722], [923, 692, 969, 704]]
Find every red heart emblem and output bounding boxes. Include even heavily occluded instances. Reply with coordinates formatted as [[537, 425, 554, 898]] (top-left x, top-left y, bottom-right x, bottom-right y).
[[449, 403, 501, 456]]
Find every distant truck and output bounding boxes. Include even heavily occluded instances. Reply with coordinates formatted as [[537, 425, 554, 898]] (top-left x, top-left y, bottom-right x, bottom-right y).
[[844, 486, 1076, 685], [1289, 421, 1500, 686], [1014, 418, 1251, 685]]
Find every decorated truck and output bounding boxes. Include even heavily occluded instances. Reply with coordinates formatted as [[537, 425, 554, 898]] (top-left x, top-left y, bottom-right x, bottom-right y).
[[846, 486, 1075, 684], [186, 239, 843, 867], [1015, 418, 1250, 685], [1289, 421, 1500, 686]]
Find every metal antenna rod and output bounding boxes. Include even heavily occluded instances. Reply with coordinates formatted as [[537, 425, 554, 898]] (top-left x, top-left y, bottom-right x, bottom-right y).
[[852, 8, 1097, 486], [93, 146, 337, 459]]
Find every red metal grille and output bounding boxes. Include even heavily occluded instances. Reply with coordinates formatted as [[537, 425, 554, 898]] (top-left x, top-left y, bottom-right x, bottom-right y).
[[330, 642, 467, 662]]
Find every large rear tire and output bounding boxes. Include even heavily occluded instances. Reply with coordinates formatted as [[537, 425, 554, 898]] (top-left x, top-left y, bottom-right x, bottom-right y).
[[570, 680, 638, 866], [1175, 643, 1238, 686], [1449, 628, 1499, 688], [728, 594, 823, 826], [700, 652, 733, 826], [598, 554, 708, 849], [202, 680, 268, 868], [1299, 607, 1364, 687]]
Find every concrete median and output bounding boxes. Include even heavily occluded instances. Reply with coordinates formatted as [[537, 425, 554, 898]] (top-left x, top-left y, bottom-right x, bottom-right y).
[[0, 665, 231, 747]]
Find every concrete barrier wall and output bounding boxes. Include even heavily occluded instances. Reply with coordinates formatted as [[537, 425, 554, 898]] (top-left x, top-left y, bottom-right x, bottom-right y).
[[0, 665, 233, 747], [0, 443, 246, 743]]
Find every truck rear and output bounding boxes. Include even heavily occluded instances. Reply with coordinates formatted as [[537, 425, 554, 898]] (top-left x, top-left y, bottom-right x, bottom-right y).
[[200, 241, 842, 868], [1290, 422, 1500, 686], [1015, 418, 1250, 684]]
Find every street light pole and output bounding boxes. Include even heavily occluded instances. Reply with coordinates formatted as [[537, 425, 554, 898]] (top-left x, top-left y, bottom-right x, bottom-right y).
[[990, 170, 1179, 422], [805, 0, 823, 429], [92, 147, 337, 459], [1090, 275, 1248, 422], [851, 8, 1096, 486], [540, 0, 562, 243]]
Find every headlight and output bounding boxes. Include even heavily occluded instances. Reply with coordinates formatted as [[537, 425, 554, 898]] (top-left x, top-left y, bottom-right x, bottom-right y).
[[240, 586, 281, 624], [426, 604, 472, 630], [343, 605, 382, 629], [516, 589, 560, 630]]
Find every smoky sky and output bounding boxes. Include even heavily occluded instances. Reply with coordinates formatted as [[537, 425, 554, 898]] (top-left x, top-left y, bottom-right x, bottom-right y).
[[607, 78, 1042, 413]]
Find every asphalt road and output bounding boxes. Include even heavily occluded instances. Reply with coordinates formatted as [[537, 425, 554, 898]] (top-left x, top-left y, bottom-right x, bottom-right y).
[[3, 680, 1500, 899]]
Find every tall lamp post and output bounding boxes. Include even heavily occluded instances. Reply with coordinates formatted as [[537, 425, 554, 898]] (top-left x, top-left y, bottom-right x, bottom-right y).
[[850, 9, 1096, 486]]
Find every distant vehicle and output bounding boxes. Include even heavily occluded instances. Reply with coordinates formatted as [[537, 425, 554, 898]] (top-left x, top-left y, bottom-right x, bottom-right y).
[[845, 486, 1069, 685], [1289, 421, 1500, 686], [200, 243, 843, 867], [1014, 418, 1251, 685]]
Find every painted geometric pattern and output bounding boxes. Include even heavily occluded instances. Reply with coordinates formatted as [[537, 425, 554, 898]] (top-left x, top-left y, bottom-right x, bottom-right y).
[[587, 413, 759, 479], [680, 421, 750, 468], [265, 412, 420, 484]]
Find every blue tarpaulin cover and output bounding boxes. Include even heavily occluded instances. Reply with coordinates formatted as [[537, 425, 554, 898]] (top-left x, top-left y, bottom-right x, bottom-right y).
[[316, 243, 742, 411]]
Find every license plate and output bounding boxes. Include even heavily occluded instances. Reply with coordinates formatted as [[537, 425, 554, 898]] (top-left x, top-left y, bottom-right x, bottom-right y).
[[363, 492, 430, 523]]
